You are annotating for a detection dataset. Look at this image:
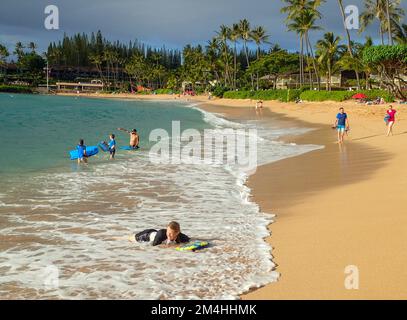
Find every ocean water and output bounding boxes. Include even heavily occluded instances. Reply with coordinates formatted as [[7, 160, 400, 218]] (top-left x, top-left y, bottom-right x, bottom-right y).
[[0, 93, 322, 299], [0, 94, 209, 174]]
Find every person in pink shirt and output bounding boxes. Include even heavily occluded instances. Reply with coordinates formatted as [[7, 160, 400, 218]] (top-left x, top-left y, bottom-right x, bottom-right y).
[[386, 105, 397, 136]]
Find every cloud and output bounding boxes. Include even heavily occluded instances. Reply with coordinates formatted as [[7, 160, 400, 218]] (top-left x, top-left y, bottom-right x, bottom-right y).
[[0, 0, 405, 54]]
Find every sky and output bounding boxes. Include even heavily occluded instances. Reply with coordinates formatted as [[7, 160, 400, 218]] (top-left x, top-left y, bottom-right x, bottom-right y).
[[0, 0, 406, 56]]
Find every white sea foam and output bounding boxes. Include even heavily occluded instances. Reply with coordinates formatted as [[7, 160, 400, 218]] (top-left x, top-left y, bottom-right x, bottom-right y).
[[0, 103, 322, 299]]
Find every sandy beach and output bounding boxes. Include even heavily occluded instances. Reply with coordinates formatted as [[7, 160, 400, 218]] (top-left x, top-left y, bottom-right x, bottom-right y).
[[58, 92, 407, 299], [201, 98, 407, 299]]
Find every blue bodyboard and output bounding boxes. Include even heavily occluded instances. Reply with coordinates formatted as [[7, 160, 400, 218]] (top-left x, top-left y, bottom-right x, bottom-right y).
[[69, 146, 99, 160], [120, 146, 139, 151], [98, 142, 110, 152]]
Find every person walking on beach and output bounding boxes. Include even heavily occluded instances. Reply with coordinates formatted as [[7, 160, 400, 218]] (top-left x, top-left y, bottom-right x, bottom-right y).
[[334, 107, 350, 144], [117, 128, 140, 149], [386, 105, 397, 137]]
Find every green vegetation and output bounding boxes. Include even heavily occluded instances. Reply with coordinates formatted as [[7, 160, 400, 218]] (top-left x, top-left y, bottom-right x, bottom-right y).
[[153, 89, 179, 94], [223, 89, 303, 102], [362, 44, 407, 64], [299, 89, 394, 102], [0, 1, 405, 100], [223, 88, 394, 103], [362, 45, 407, 99], [0, 85, 34, 93], [223, 90, 253, 99], [299, 90, 352, 102]]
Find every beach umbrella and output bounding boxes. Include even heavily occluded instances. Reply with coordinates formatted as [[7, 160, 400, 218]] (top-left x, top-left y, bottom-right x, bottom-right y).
[[352, 93, 368, 99]]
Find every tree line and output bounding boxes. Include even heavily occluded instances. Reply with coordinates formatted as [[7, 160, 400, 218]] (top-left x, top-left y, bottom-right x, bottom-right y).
[[0, 0, 406, 98]]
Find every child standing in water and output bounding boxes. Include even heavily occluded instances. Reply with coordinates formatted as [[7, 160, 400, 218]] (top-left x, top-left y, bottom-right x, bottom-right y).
[[129, 221, 190, 246], [108, 134, 116, 160], [77, 139, 88, 164]]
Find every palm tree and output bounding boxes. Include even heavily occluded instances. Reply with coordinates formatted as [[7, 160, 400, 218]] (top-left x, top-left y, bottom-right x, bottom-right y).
[[0, 44, 9, 75], [360, 36, 374, 89], [250, 26, 270, 89], [14, 42, 25, 59], [281, 0, 324, 19], [251, 26, 270, 59], [316, 32, 345, 90], [282, 0, 324, 88], [337, 0, 361, 88], [238, 19, 254, 89], [238, 19, 252, 69], [360, 0, 405, 45], [385, 0, 392, 44], [287, 9, 322, 89], [337, 0, 354, 55], [229, 23, 241, 89], [110, 50, 120, 89], [89, 52, 105, 83], [103, 48, 120, 89], [393, 23, 407, 44], [337, 41, 365, 90], [28, 42, 37, 53], [206, 38, 221, 82], [217, 25, 232, 86]]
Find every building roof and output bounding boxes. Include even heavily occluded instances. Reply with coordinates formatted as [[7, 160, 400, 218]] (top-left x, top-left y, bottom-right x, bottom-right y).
[[56, 82, 104, 87]]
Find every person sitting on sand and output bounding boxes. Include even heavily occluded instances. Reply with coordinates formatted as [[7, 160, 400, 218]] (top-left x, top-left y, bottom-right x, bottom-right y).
[[117, 128, 139, 149], [386, 105, 397, 137], [108, 134, 116, 160], [77, 139, 88, 164], [333, 107, 350, 144], [129, 221, 190, 246]]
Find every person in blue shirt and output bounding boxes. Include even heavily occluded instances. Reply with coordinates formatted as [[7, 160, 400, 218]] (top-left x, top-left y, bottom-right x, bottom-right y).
[[77, 139, 88, 164], [108, 134, 116, 160], [333, 107, 350, 144]]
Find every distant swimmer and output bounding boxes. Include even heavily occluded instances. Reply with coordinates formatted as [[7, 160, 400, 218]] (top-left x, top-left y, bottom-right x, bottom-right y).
[[117, 128, 140, 149], [333, 107, 350, 144], [129, 221, 190, 246], [386, 105, 397, 137], [77, 139, 88, 164]]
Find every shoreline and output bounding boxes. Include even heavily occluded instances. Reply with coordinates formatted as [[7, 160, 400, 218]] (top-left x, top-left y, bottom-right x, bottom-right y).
[[58, 92, 407, 298]]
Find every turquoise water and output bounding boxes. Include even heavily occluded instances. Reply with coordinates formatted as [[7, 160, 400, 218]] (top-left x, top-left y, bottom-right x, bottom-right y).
[[0, 93, 209, 174], [0, 93, 321, 299]]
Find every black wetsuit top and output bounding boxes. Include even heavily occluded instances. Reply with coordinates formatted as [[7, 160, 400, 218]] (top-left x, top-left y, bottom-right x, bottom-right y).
[[135, 229, 190, 246]]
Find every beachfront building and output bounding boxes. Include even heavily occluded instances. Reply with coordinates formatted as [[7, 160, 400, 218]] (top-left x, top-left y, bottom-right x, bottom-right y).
[[56, 81, 105, 93], [261, 70, 368, 90]]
